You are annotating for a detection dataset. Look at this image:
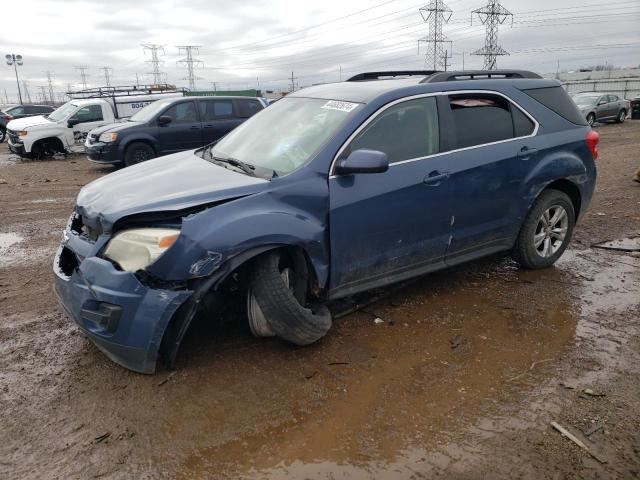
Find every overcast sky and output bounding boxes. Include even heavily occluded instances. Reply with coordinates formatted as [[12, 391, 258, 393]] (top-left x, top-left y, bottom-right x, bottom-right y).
[[1, 0, 638, 102]]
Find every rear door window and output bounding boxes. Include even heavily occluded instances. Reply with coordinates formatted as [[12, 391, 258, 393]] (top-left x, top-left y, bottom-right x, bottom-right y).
[[448, 94, 526, 149], [608, 95, 619, 102], [349, 96, 439, 164], [199, 100, 234, 121]]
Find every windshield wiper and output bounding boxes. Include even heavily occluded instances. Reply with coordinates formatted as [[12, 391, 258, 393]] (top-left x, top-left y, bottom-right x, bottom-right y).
[[210, 155, 257, 177]]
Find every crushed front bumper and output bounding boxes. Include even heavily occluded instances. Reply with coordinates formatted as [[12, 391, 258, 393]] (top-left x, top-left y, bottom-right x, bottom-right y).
[[53, 244, 193, 374], [85, 141, 123, 164]]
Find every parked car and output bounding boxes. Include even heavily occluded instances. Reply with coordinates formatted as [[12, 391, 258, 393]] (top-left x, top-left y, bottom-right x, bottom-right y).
[[54, 69, 598, 374], [0, 104, 55, 142], [85, 96, 267, 167], [6, 86, 183, 158], [572, 92, 630, 126]]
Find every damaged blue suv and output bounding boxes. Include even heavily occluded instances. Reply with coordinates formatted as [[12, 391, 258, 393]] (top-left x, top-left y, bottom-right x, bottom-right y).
[[54, 70, 599, 373]]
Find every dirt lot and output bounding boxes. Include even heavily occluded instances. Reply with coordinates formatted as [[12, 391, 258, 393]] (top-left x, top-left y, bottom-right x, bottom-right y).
[[1, 122, 639, 479]]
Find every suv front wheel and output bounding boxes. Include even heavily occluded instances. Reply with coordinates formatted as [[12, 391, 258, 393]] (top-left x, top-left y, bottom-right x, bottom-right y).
[[248, 250, 332, 345], [512, 189, 575, 269]]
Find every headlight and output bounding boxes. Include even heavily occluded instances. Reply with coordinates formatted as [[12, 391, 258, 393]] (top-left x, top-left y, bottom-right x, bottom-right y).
[[18, 130, 28, 137], [103, 228, 179, 272], [98, 132, 118, 143]]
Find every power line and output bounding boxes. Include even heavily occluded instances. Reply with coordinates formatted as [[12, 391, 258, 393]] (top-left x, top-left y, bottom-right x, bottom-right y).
[[141, 44, 165, 85], [176, 46, 204, 90], [73, 66, 89, 89], [418, 0, 453, 70], [100, 66, 113, 86], [471, 0, 513, 70]]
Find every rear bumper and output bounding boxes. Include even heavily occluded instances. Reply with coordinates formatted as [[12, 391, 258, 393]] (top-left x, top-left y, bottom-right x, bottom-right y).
[[85, 142, 123, 164], [53, 246, 192, 373]]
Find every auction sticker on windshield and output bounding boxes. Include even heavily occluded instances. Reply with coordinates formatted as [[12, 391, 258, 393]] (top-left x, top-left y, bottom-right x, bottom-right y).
[[321, 100, 359, 113]]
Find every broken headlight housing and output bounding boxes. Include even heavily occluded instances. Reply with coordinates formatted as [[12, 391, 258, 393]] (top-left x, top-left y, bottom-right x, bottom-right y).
[[103, 228, 179, 272]]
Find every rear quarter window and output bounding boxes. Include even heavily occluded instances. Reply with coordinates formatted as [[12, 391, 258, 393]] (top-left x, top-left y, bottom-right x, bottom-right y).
[[522, 86, 587, 126]]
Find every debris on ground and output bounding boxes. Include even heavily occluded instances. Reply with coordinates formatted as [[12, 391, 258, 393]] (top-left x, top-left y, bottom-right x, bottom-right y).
[[551, 421, 607, 464], [157, 371, 176, 386], [94, 432, 111, 444], [583, 423, 605, 437], [373, 317, 384, 324], [582, 388, 606, 397]]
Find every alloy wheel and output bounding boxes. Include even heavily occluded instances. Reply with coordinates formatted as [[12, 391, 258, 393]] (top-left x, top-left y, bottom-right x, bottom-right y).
[[534, 204, 569, 258]]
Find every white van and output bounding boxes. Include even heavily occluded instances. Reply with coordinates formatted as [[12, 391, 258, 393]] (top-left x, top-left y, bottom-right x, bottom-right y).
[[6, 85, 184, 158]]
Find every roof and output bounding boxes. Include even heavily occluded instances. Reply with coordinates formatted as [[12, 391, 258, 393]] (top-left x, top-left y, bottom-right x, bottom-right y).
[[290, 69, 557, 104]]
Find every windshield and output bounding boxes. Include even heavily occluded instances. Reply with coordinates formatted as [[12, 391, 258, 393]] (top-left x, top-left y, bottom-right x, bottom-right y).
[[573, 95, 600, 107], [203, 97, 360, 176], [48, 102, 78, 122], [129, 99, 174, 122]]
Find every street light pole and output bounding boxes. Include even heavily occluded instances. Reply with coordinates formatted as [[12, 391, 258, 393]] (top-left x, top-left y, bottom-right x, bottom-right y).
[[5, 53, 24, 105]]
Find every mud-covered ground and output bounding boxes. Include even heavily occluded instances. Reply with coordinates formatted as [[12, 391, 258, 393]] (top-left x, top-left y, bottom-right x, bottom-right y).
[[0, 122, 639, 479]]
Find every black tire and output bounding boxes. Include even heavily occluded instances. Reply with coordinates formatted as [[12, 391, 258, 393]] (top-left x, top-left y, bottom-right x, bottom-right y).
[[586, 113, 596, 126], [615, 109, 626, 123], [512, 189, 575, 269], [0, 129, 5, 143], [124, 142, 155, 167], [249, 251, 332, 346]]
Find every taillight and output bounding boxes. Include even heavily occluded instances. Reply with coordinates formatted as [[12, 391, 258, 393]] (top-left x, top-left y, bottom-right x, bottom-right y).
[[585, 129, 600, 160], [1, 115, 12, 121]]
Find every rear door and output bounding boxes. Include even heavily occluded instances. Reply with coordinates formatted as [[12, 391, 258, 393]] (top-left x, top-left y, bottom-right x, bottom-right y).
[[329, 96, 453, 296], [156, 100, 203, 154], [199, 98, 243, 143], [443, 92, 540, 264]]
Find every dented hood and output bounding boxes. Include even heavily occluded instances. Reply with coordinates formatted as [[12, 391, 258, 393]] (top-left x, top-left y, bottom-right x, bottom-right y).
[[77, 150, 268, 229]]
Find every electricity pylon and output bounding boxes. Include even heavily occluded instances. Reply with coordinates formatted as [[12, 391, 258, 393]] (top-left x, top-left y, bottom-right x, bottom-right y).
[[418, 0, 453, 71], [471, 0, 513, 70]]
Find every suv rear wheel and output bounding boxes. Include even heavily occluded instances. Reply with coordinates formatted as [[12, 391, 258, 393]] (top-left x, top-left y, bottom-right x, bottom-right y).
[[248, 250, 332, 345], [586, 113, 596, 126], [124, 142, 155, 167], [512, 189, 575, 269]]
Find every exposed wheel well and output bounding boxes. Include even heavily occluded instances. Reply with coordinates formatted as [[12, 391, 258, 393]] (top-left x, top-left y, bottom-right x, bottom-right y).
[[157, 244, 323, 370], [32, 137, 65, 156], [544, 179, 581, 217]]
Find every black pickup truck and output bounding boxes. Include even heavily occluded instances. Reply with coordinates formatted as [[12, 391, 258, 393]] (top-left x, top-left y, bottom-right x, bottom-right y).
[[85, 96, 266, 167]]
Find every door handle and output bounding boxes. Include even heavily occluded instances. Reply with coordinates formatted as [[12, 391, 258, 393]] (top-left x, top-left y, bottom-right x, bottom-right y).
[[423, 170, 449, 186], [517, 146, 538, 160], [190, 125, 200, 130]]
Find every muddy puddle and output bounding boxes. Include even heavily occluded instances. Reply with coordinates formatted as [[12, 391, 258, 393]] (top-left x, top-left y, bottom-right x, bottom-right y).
[[134, 248, 637, 479]]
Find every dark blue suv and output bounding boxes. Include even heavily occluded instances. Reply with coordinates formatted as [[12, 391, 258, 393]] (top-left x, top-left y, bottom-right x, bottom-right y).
[[53, 70, 599, 373], [85, 96, 266, 166]]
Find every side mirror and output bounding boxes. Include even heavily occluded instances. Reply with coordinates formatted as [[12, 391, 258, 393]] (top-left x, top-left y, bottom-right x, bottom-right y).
[[67, 119, 79, 128], [158, 115, 172, 126], [334, 149, 389, 175], [597, 100, 607, 105]]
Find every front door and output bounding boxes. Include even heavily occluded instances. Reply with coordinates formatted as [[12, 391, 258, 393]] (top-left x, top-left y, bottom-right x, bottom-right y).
[[68, 104, 107, 146], [156, 100, 203, 154], [328, 96, 452, 297]]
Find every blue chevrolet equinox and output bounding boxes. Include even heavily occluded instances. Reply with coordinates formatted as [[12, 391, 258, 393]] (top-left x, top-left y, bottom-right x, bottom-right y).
[[53, 70, 599, 373]]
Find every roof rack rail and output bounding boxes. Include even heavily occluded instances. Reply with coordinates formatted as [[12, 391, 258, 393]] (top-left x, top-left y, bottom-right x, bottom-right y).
[[347, 70, 440, 82], [66, 84, 186, 99], [422, 70, 542, 83]]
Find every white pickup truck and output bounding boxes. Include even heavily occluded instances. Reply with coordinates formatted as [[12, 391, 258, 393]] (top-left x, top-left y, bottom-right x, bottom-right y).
[[6, 86, 183, 158]]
